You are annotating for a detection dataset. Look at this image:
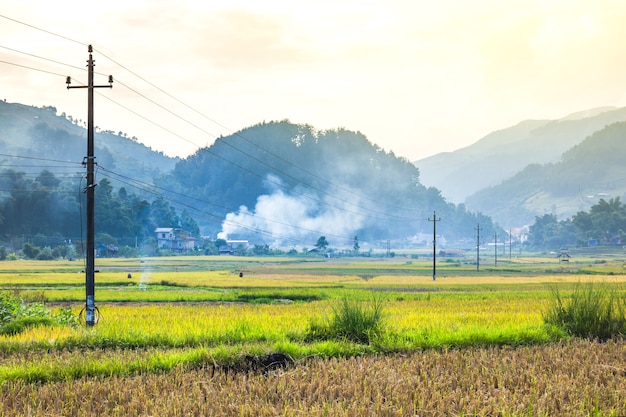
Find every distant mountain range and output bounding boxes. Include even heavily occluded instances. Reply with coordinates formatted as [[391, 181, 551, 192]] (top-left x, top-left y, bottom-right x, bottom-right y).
[[415, 106, 626, 227], [5, 99, 625, 237]]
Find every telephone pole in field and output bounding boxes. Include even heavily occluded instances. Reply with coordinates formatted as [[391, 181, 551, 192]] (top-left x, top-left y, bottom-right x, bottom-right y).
[[429, 211, 441, 281], [67, 45, 113, 326], [494, 232, 498, 267], [475, 224, 481, 271]]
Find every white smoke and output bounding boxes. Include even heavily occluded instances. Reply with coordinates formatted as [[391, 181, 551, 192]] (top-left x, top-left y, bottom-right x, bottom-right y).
[[218, 175, 365, 247]]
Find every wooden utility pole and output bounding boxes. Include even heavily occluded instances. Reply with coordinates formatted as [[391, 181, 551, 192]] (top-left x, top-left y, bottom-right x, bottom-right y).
[[475, 224, 481, 271], [67, 45, 113, 326], [429, 211, 441, 281], [494, 232, 498, 267]]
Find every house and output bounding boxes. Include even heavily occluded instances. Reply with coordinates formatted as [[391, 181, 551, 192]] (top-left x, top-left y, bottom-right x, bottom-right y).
[[155, 228, 196, 252], [218, 240, 250, 255]]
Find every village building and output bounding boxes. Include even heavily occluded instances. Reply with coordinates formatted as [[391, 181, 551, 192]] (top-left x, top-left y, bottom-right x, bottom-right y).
[[218, 239, 250, 255], [155, 227, 196, 252]]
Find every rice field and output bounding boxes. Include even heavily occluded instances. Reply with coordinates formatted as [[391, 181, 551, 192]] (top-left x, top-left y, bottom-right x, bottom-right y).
[[0, 340, 623, 416], [0, 255, 625, 416]]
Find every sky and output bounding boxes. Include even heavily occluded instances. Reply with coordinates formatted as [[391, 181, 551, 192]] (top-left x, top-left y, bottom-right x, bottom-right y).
[[2, 0, 626, 162]]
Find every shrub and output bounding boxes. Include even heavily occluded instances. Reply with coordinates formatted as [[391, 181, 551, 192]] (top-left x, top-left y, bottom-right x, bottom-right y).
[[308, 298, 386, 344], [36, 246, 55, 260], [543, 282, 626, 341], [0, 291, 78, 335], [22, 243, 40, 259]]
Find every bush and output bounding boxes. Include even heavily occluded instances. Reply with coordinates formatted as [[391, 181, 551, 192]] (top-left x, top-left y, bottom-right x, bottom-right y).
[[0, 291, 78, 335], [308, 298, 386, 344], [544, 282, 626, 341], [22, 243, 40, 259], [36, 246, 55, 260]]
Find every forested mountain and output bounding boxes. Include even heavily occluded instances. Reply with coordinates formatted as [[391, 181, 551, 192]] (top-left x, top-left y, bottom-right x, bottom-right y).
[[0, 101, 184, 253], [465, 122, 626, 227], [415, 106, 626, 204], [0, 101, 178, 185], [158, 120, 497, 247], [1, 101, 499, 252]]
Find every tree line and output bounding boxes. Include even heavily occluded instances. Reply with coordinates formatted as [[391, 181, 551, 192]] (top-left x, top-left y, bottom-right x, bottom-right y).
[[0, 169, 199, 257], [527, 197, 626, 250]]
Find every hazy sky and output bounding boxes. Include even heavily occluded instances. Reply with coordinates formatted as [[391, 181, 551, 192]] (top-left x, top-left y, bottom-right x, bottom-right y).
[[2, 0, 626, 161]]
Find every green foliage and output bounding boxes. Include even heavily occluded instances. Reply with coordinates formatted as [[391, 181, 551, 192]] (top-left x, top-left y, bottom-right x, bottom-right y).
[[308, 298, 386, 344], [0, 292, 21, 323], [0, 291, 78, 335], [21, 243, 40, 259], [573, 197, 626, 245], [36, 246, 55, 260], [544, 282, 626, 341]]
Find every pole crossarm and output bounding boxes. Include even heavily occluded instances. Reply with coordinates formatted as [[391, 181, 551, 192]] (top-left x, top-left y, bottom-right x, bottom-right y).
[[66, 44, 113, 327]]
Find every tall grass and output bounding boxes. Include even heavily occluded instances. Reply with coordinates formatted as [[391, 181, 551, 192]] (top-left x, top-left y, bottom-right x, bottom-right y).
[[543, 282, 626, 340], [308, 298, 386, 344]]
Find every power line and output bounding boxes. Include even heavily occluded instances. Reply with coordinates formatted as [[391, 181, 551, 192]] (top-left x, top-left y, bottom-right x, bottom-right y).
[[0, 45, 86, 72], [0, 14, 86, 46], [0, 59, 67, 78], [0, 152, 83, 165]]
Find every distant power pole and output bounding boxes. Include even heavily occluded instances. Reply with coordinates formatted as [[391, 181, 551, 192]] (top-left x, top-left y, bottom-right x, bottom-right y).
[[509, 228, 512, 261], [494, 232, 498, 267], [475, 224, 481, 271], [429, 211, 441, 281], [67, 45, 113, 327]]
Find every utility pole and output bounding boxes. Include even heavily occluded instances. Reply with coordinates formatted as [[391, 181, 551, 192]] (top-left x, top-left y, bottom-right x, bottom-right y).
[[494, 232, 498, 267], [429, 211, 440, 281], [475, 224, 481, 271], [509, 228, 512, 261], [67, 45, 113, 326]]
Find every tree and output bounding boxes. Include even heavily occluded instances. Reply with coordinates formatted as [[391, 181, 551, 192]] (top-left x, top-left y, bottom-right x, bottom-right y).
[[315, 236, 329, 250], [573, 198, 626, 244], [180, 209, 200, 238], [527, 214, 558, 250], [353, 236, 360, 252], [22, 243, 40, 259], [528, 214, 577, 250]]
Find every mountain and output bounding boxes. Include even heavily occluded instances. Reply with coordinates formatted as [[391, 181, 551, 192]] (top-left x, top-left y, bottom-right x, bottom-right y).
[[1, 101, 500, 247], [0, 101, 179, 185], [414, 106, 626, 204], [157, 120, 499, 245], [465, 121, 626, 227]]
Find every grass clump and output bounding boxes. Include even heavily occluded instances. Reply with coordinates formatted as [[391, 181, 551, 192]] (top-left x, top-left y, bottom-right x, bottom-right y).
[[308, 298, 386, 344], [543, 282, 626, 341]]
